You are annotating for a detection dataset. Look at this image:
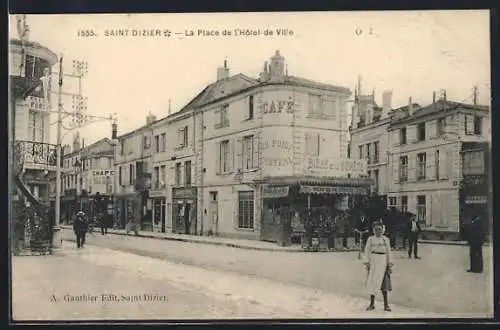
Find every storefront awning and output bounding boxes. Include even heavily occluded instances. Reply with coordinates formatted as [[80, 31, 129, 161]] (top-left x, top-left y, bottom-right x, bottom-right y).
[[299, 185, 369, 195], [261, 175, 374, 187]]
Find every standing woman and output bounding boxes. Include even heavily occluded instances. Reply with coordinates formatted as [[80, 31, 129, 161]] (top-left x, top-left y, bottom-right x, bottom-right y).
[[363, 220, 393, 311]]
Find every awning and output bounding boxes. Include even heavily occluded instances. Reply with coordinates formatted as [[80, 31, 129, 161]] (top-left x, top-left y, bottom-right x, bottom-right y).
[[299, 185, 369, 195], [261, 175, 373, 187]]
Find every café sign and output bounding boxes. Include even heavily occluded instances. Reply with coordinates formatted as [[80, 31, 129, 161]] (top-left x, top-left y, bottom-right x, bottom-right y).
[[262, 185, 289, 198], [305, 157, 367, 176]]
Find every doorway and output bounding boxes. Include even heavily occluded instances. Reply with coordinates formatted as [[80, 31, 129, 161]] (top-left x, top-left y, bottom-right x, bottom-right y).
[[209, 192, 218, 235], [184, 203, 191, 234]]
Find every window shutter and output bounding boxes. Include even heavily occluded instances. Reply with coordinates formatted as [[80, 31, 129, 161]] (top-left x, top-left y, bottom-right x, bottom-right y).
[[427, 120, 436, 139], [252, 135, 259, 169], [229, 139, 235, 172], [408, 154, 416, 182], [393, 155, 399, 183], [236, 137, 243, 170], [408, 125, 417, 143], [427, 151, 435, 180], [466, 115, 474, 134], [215, 142, 221, 175], [304, 133, 311, 155]]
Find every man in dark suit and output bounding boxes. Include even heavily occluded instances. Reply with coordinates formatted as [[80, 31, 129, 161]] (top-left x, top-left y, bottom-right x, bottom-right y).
[[407, 215, 421, 259], [467, 215, 484, 273], [73, 211, 88, 248]]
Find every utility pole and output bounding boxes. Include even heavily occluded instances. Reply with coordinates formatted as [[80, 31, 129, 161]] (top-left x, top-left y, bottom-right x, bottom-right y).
[[53, 54, 64, 249]]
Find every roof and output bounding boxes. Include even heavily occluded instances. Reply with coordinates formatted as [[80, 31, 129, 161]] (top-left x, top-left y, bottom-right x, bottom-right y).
[[63, 137, 113, 158], [10, 39, 58, 65], [259, 175, 374, 187], [390, 99, 488, 125]]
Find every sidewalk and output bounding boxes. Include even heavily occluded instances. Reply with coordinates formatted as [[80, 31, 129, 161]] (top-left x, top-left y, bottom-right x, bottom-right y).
[[60, 225, 471, 253]]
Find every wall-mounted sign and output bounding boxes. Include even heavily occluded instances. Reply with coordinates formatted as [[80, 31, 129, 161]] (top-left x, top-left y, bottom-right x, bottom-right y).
[[262, 98, 295, 114], [92, 170, 115, 176], [172, 187, 197, 199], [299, 185, 368, 195], [464, 196, 488, 204], [262, 185, 289, 198], [305, 157, 367, 177]]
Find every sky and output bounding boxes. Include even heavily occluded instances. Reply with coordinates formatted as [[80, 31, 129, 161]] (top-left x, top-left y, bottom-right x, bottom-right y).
[[9, 10, 491, 146]]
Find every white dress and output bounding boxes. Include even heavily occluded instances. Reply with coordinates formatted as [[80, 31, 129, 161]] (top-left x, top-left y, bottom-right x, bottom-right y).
[[363, 235, 393, 295]]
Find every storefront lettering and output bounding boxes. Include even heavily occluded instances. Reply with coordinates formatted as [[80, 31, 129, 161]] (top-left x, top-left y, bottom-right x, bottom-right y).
[[261, 139, 293, 152], [306, 157, 366, 175], [262, 98, 295, 114], [262, 185, 289, 198], [299, 185, 368, 195], [262, 157, 293, 167]]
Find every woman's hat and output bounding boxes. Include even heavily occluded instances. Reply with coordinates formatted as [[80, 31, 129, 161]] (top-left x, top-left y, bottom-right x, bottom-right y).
[[372, 220, 383, 228]]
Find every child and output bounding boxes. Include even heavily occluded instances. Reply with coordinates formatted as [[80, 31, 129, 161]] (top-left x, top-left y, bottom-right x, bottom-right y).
[[363, 220, 393, 311]]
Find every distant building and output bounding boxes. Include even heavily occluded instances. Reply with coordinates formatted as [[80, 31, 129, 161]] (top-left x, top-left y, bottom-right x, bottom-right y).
[[351, 90, 490, 240]]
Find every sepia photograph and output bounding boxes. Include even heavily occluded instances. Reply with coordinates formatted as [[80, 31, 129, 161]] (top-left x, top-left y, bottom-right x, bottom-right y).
[[8, 10, 493, 322]]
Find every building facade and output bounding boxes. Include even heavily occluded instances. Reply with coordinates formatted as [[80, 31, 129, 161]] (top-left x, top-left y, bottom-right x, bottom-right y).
[[10, 37, 58, 202], [61, 135, 115, 221], [113, 115, 154, 229], [351, 91, 490, 239]]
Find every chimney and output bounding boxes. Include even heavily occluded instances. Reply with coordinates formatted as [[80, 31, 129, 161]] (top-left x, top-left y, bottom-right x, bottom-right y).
[[111, 122, 117, 140], [146, 112, 157, 125], [381, 90, 392, 118], [351, 103, 359, 128], [216, 59, 230, 81], [366, 103, 374, 125], [269, 50, 285, 82], [168, 99, 172, 115], [408, 97, 414, 116], [433, 91, 436, 104]]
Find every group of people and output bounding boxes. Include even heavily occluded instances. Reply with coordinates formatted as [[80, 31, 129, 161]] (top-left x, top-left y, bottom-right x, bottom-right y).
[[72, 211, 111, 248], [358, 212, 486, 312]]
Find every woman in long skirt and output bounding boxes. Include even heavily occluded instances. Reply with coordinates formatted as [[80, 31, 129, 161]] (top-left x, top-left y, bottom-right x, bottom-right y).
[[363, 220, 393, 311]]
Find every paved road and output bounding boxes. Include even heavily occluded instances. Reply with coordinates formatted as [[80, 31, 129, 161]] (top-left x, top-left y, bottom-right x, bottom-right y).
[[61, 229, 493, 317], [12, 243, 434, 320]]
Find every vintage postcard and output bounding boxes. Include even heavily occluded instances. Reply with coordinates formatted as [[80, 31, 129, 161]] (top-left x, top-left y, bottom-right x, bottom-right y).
[[8, 10, 493, 322]]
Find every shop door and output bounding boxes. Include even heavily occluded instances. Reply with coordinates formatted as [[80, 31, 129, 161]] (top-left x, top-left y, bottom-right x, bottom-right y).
[[153, 199, 162, 232], [161, 199, 166, 233], [173, 202, 185, 234], [209, 192, 218, 235], [184, 203, 191, 234]]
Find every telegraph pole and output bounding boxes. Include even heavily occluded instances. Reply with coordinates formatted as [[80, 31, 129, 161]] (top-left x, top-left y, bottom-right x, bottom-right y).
[[52, 54, 64, 248]]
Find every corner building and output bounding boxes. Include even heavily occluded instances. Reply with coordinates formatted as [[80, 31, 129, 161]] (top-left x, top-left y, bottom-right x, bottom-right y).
[[197, 51, 370, 240]]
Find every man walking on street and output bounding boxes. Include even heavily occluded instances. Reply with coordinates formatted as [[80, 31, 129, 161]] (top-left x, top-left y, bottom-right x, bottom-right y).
[[467, 214, 484, 273], [407, 215, 421, 259], [73, 211, 88, 248], [99, 213, 108, 235]]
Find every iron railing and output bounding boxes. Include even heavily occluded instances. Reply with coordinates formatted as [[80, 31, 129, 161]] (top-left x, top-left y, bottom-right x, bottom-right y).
[[14, 140, 58, 168]]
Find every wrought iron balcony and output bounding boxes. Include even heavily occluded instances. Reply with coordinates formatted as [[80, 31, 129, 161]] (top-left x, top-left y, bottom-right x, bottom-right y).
[[14, 140, 58, 169]]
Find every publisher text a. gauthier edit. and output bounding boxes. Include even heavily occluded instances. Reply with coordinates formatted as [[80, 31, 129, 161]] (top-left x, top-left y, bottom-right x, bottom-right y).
[[187, 28, 294, 37]]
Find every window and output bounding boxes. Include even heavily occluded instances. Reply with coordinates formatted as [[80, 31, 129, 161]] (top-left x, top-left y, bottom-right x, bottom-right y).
[[129, 163, 134, 185], [417, 195, 426, 226], [417, 153, 426, 180], [389, 197, 397, 208], [219, 140, 230, 173], [437, 118, 445, 136], [308, 94, 323, 117], [305, 133, 320, 156], [474, 116, 483, 135], [178, 126, 188, 147], [238, 191, 254, 229], [154, 135, 160, 152], [463, 150, 485, 175], [399, 127, 407, 145], [120, 140, 125, 155], [242, 136, 254, 170], [366, 144, 371, 164], [399, 156, 408, 182], [143, 136, 151, 149], [184, 161, 191, 187], [175, 162, 182, 186], [401, 196, 408, 213], [358, 145, 364, 160], [248, 95, 254, 120], [374, 169, 379, 194], [367, 170, 371, 179], [160, 165, 166, 187], [373, 141, 379, 163], [28, 111, 43, 142], [417, 122, 426, 141], [161, 133, 166, 152], [154, 166, 160, 189], [435, 150, 440, 179], [215, 105, 229, 128]]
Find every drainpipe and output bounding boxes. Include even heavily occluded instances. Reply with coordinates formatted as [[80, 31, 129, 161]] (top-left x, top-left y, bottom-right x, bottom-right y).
[[198, 109, 204, 236]]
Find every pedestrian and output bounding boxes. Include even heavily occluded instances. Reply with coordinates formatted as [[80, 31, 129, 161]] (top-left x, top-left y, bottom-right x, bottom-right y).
[[407, 214, 421, 259], [355, 213, 370, 259], [73, 211, 88, 248], [363, 220, 393, 312], [467, 214, 484, 273], [99, 213, 108, 235]]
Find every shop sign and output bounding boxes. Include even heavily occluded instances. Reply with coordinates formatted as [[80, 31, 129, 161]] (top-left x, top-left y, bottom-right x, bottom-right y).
[[305, 157, 367, 177], [262, 98, 295, 114], [262, 185, 289, 198], [464, 196, 488, 204], [173, 187, 197, 199], [462, 175, 486, 186], [299, 185, 368, 195], [92, 170, 115, 176]]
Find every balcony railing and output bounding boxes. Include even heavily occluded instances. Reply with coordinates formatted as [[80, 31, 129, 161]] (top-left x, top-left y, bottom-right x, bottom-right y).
[[14, 140, 58, 169]]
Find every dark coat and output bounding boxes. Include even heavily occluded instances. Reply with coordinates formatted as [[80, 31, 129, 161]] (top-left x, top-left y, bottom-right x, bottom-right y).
[[73, 217, 88, 234], [407, 218, 422, 236]]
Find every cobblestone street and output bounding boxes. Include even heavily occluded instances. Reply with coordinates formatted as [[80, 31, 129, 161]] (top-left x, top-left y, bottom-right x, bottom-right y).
[[12, 242, 439, 321]]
